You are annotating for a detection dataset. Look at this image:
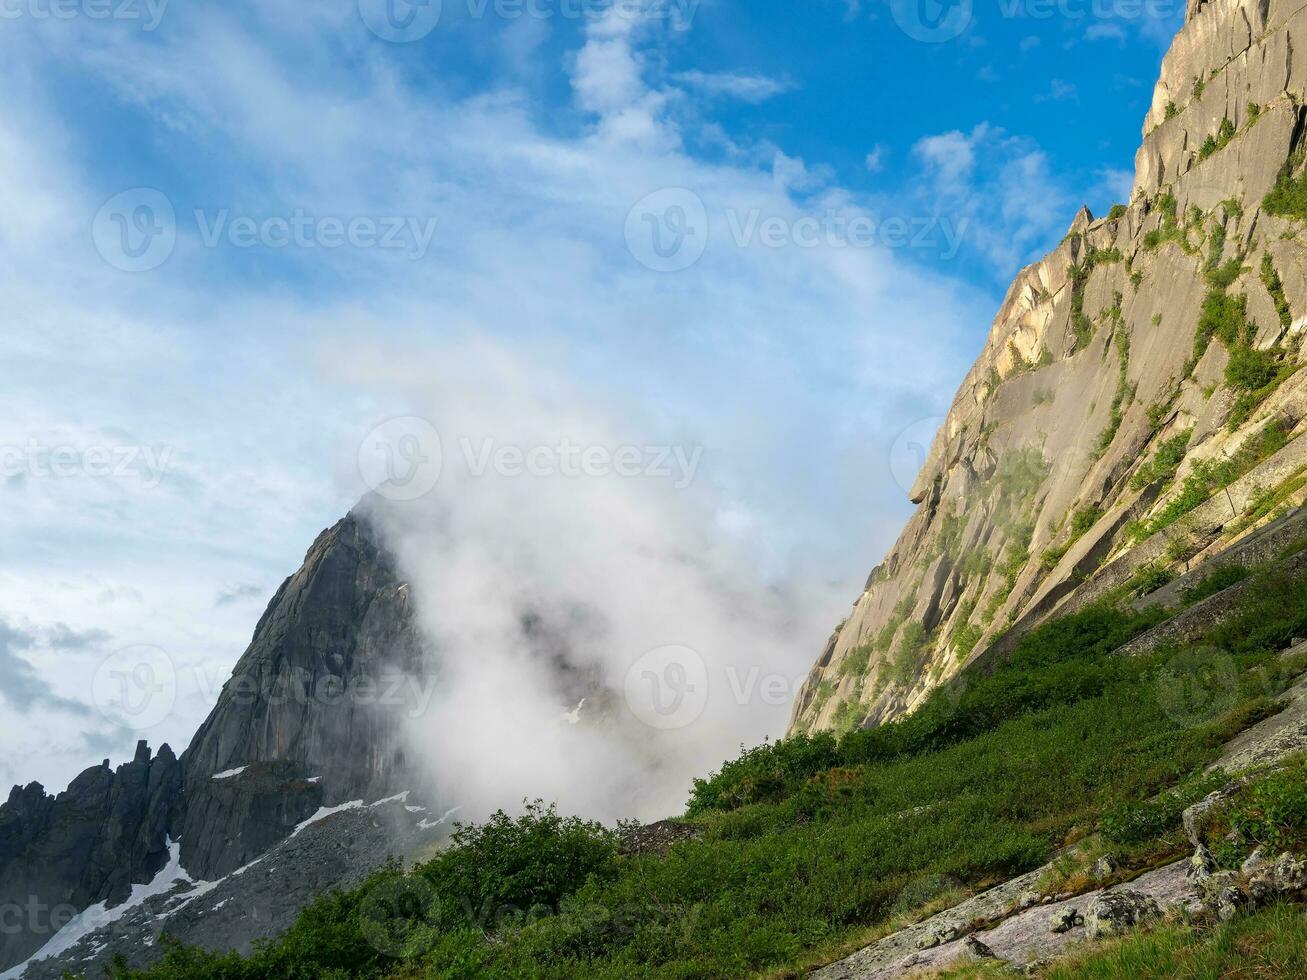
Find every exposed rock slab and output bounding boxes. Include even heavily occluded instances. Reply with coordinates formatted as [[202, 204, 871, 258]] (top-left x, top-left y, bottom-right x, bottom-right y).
[[811, 862, 1195, 979]]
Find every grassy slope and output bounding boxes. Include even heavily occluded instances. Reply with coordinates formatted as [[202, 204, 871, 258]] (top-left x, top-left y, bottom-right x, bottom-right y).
[[109, 565, 1307, 980]]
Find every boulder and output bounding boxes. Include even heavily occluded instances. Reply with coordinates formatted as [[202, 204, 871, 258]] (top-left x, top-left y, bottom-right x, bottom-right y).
[[1269, 852, 1307, 892], [1186, 844, 1217, 883], [1085, 890, 1162, 939], [1182, 780, 1248, 847], [913, 917, 967, 950], [1241, 846, 1268, 874], [1092, 854, 1118, 880], [1214, 885, 1249, 922]]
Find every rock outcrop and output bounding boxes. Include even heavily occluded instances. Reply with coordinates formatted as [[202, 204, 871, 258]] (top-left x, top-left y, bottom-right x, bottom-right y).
[[176, 507, 428, 880], [791, 0, 1307, 735], [0, 505, 432, 974], [0, 742, 181, 970]]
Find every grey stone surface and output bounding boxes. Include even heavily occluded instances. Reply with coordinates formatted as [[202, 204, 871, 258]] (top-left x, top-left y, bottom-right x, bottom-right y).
[[1084, 889, 1162, 939], [811, 861, 1195, 980], [1, 506, 434, 974]]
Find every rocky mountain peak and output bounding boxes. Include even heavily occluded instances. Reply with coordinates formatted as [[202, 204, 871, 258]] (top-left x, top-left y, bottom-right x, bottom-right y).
[[791, 0, 1307, 735]]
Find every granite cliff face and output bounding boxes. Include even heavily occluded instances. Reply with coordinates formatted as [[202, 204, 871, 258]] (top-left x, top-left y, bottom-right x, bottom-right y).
[[791, 0, 1307, 734]]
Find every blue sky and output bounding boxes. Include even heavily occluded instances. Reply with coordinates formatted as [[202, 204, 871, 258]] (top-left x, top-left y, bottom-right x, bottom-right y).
[[0, 0, 1182, 796]]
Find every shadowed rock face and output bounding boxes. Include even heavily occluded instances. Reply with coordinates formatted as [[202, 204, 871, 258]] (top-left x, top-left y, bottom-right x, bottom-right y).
[[176, 507, 429, 880], [791, 0, 1307, 735], [0, 741, 181, 971], [0, 507, 432, 972]]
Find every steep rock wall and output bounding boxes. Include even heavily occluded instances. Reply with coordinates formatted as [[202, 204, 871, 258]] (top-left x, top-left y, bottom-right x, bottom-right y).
[[791, 0, 1307, 734]]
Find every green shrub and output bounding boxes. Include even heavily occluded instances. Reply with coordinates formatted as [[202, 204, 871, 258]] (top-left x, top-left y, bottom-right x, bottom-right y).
[[1126, 563, 1175, 597], [1131, 431, 1191, 490], [1194, 291, 1247, 359], [1130, 421, 1290, 542], [415, 802, 619, 927], [1264, 163, 1307, 221], [1225, 344, 1278, 391], [1180, 564, 1250, 606], [1102, 794, 1186, 845], [1261, 253, 1293, 330], [841, 644, 873, 677], [1225, 758, 1307, 854]]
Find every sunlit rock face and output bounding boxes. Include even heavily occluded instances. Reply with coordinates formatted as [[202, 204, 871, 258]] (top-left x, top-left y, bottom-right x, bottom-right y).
[[791, 0, 1307, 735]]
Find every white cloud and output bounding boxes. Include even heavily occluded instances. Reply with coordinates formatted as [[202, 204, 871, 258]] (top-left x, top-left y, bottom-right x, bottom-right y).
[[913, 127, 982, 192], [673, 69, 794, 103], [864, 145, 886, 172], [1094, 165, 1135, 210], [910, 123, 1075, 274], [0, 2, 987, 814]]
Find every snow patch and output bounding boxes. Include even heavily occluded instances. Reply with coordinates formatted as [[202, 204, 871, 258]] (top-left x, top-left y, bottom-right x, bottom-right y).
[[1, 840, 192, 979], [417, 806, 460, 831], [211, 766, 248, 780], [291, 800, 365, 837]]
